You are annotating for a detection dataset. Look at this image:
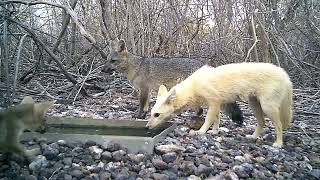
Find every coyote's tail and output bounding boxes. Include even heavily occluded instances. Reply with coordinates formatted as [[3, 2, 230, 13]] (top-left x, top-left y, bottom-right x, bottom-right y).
[[280, 86, 293, 130]]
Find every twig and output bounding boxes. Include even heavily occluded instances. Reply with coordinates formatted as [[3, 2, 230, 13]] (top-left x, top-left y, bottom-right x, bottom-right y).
[[245, 15, 259, 62], [73, 57, 95, 103], [48, 167, 62, 180], [13, 34, 29, 96], [296, 110, 320, 116]]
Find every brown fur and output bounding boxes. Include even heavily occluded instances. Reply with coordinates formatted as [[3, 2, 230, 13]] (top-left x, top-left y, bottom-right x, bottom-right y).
[[0, 96, 55, 158]]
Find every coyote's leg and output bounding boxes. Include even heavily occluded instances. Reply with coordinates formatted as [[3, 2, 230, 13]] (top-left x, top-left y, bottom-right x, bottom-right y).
[[195, 107, 203, 116], [7, 143, 27, 157], [222, 102, 243, 125], [6, 128, 28, 157], [136, 86, 150, 119], [194, 104, 220, 135], [246, 96, 265, 139], [260, 97, 283, 147]]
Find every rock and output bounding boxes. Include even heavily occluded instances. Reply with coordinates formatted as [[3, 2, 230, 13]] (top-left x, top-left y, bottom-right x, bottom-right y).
[[263, 160, 278, 173], [63, 157, 73, 166], [29, 155, 48, 171], [196, 164, 212, 177], [101, 151, 112, 161], [181, 161, 197, 176], [69, 169, 84, 179], [232, 165, 249, 178], [185, 145, 197, 153], [151, 173, 169, 180], [309, 169, 320, 179], [174, 126, 189, 137], [155, 144, 185, 154], [64, 174, 73, 180], [90, 173, 100, 180], [96, 162, 105, 172], [40, 168, 56, 178], [188, 175, 202, 180], [84, 140, 97, 147], [128, 153, 145, 164], [102, 141, 121, 152], [139, 167, 156, 178], [0, 153, 7, 162], [25, 175, 38, 180], [89, 146, 103, 160], [82, 168, 91, 176], [241, 163, 254, 173], [112, 150, 126, 161], [72, 146, 84, 153], [162, 152, 177, 163], [221, 156, 233, 163], [254, 156, 265, 163], [43, 144, 59, 160], [220, 127, 230, 132], [57, 140, 67, 146], [99, 171, 111, 179], [162, 170, 178, 180], [225, 171, 239, 180], [152, 158, 168, 170], [262, 145, 280, 154], [208, 174, 225, 180], [252, 169, 267, 179], [234, 156, 246, 163], [78, 154, 93, 165]]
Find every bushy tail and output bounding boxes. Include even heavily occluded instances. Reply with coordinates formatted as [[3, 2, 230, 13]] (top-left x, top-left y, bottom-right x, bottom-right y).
[[280, 86, 293, 129]]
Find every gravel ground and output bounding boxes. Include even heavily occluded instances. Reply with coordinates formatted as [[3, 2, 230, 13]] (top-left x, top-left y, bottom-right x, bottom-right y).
[[0, 75, 319, 180]]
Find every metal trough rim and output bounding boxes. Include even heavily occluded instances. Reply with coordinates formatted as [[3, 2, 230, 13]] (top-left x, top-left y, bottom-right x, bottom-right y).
[[22, 116, 177, 154]]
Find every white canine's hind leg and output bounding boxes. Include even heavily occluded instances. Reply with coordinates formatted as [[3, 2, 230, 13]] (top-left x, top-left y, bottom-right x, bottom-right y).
[[260, 99, 283, 148], [246, 97, 265, 139]]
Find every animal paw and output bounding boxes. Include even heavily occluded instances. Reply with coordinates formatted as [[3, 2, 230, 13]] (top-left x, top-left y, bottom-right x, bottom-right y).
[[189, 129, 206, 136], [272, 142, 283, 148], [245, 134, 258, 139], [26, 148, 41, 158], [208, 129, 219, 135]]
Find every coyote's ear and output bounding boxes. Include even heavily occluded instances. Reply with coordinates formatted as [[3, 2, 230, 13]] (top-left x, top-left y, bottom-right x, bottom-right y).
[[165, 89, 177, 103], [34, 100, 56, 119], [21, 96, 35, 104], [158, 85, 168, 97], [118, 39, 127, 52]]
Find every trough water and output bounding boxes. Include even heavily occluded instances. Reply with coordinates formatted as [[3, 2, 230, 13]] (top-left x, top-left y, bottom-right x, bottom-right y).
[[47, 125, 165, 137]]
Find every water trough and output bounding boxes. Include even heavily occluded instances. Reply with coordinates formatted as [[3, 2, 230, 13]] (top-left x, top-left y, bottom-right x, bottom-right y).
[[21, 117, 176, 154]]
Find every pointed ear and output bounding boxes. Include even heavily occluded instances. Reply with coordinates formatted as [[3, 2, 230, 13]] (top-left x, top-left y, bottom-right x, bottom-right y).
[[33, 100, 56, 119], [21, 96, 35, 104], [110, 39, 117, 50], [157, 85, 168, 97], [118, 39, 127, 52], [165, 89, 177, 103]]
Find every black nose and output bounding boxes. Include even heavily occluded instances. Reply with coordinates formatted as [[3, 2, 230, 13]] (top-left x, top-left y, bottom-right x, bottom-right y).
[[36, 127, 47, 134], [39, 128, 46, 134]]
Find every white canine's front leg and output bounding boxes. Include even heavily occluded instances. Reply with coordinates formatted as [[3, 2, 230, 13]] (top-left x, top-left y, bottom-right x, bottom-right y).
[[189, 105, 220, 136]]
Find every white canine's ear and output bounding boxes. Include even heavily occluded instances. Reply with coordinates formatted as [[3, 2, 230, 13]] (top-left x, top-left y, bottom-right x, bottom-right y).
[[21, 96, 35, 104], [165, 89, 176, 103], [157, 85, 168, 97]]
